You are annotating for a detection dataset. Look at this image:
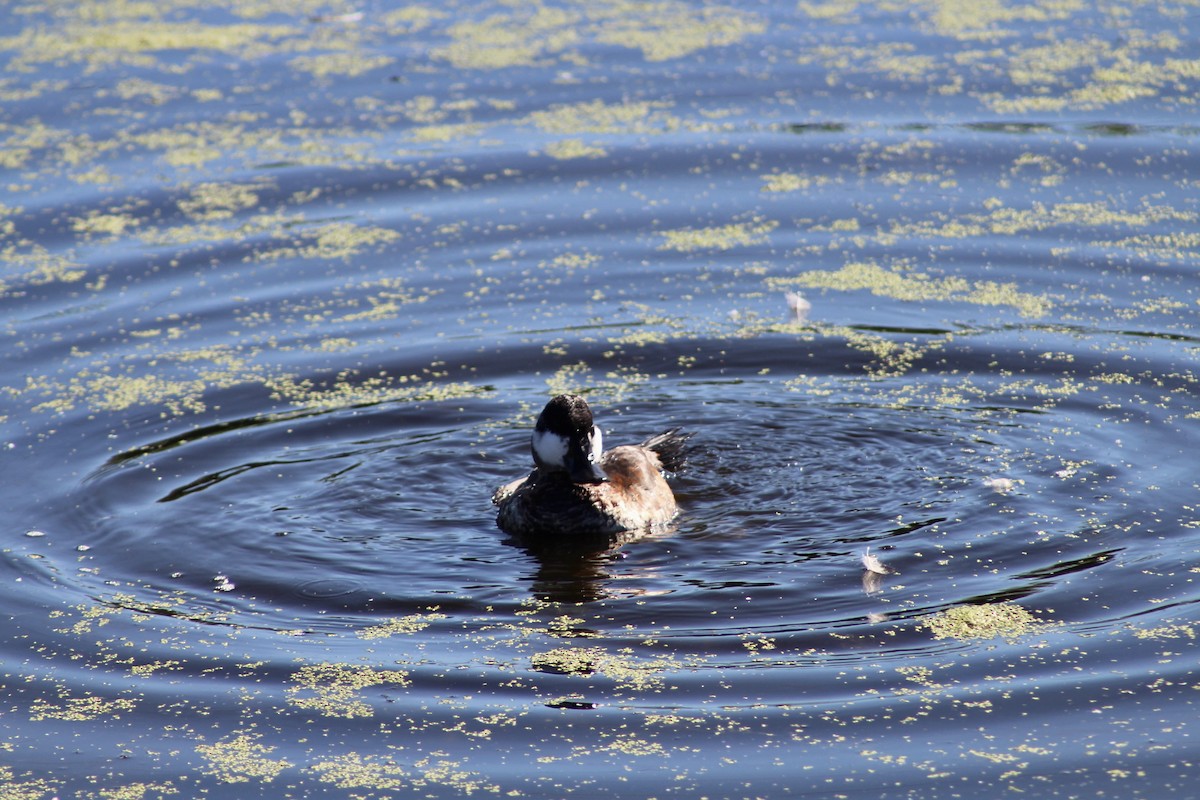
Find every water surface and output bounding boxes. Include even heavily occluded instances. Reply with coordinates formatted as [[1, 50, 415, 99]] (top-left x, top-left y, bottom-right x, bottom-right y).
[[3, 0, 1200, 797]]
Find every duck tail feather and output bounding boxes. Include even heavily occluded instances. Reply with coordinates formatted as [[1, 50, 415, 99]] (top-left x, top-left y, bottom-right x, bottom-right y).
[[640, 427, 694, 473]]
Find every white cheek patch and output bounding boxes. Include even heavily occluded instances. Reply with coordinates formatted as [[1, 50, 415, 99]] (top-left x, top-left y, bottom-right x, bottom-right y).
[[532, 428, 568, 468], [588, 426, 604, 463]]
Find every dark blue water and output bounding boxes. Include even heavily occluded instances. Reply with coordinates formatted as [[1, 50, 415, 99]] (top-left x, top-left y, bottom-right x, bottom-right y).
[[3, 1, 1200, 797]]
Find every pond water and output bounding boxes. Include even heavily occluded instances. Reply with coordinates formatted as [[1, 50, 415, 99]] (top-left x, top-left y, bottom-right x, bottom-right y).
[[3, 0, 1200, 797]]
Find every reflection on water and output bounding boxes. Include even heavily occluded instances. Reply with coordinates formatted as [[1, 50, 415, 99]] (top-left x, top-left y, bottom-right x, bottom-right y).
[[4, 0, 1200, 796], [519, 545, 632, 604]]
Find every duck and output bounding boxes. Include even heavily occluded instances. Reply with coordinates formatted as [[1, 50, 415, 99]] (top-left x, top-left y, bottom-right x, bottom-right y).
[[492, 394, 691, 540]]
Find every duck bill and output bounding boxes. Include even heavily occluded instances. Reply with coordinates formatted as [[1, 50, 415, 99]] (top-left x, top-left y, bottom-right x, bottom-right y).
[[565, 439, 608, 484], [570, 460, 608, 483]]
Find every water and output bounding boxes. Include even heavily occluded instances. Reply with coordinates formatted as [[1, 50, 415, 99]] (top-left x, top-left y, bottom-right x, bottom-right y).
[[3, 0, 1200, 796]]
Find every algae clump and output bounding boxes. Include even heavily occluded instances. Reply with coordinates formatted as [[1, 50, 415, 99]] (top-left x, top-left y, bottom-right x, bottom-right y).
[[920, 603, 1043, 641]]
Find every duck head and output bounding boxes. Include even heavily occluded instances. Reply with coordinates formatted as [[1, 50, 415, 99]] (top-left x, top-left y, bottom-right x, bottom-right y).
[[530, 394, 608, 484]]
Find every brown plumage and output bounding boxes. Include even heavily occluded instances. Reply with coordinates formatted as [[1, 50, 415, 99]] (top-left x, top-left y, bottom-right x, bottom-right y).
[[493, 395, 690, 540]]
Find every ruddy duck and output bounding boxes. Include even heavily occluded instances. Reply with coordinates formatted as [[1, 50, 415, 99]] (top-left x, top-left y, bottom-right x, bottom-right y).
[[493, 394, 691, 539]]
